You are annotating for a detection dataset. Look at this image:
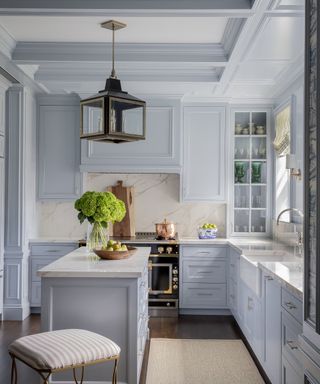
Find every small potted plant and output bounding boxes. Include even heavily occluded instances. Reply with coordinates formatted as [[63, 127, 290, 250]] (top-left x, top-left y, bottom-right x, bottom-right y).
[[75, 191, 126, 251], [198, 223, 218, 239]]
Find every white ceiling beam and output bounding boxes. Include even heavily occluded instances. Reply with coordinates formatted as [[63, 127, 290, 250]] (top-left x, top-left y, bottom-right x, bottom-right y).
[[0, 0, 254, 17], [0, 24, 16, 58], [214, 0, 279, 96], [12, 42, 228, 65], [32, 62, 224, 83]]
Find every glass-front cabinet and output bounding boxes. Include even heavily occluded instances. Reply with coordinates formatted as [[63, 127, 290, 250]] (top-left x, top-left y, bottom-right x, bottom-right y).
[[231, 108, 271, 236]]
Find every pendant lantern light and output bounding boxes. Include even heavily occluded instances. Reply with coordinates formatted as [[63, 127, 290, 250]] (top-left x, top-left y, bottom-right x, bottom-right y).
[[80, 20, 146, 143]]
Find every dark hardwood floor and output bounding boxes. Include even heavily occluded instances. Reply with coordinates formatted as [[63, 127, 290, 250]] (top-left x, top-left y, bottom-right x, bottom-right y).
[[0, 314, 266, 384], [0, 314, 41, 383]]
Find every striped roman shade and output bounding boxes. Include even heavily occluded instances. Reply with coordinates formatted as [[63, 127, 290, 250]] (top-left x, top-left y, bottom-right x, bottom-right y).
[[8, 329, 120, 370]]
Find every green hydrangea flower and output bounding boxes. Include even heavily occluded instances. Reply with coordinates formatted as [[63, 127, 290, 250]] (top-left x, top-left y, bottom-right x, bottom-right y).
[[74, 191, 126, 225]]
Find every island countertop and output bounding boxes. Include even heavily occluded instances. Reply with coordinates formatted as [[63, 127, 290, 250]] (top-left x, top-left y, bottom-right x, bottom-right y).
[[37, 246, 150, 278]]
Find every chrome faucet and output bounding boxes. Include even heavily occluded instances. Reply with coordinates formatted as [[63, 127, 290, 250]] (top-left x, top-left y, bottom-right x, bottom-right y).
[[276, 208, 304, 254]]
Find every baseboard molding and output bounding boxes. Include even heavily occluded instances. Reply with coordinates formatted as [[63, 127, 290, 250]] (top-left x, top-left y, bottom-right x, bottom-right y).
[[3, 304, 30, 321], [30, 307, 41, 314], [179, 308, 231, 316]]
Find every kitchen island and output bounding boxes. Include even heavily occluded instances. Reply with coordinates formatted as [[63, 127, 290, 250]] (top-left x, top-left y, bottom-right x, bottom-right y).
[[38, 246, 150, 384]]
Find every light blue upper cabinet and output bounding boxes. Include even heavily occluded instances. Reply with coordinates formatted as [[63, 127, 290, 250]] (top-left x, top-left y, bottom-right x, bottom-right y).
[[182, 105, 227, 202], [80, 98, 181, 173], [38, 95, 82, 200]]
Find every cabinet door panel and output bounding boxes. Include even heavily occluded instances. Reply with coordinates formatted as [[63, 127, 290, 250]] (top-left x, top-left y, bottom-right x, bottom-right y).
[[0, 158, 4, 268], [31, 257, 60, 282], [0, 90, 5, 136], [264, 275, 281, 384], [183, 106, 226, 201], [282, 310, 303, 371], [38, 105, 81, 199], [30, 282, 41, 307], [182, 260, 226, 283], [282, 356, 303, 384], [182, 246, 226, 259], [181, 283, 227, 309], [281, 288, 303, 324], [81, 100, 181, 172], [0, 135, 4, 158]]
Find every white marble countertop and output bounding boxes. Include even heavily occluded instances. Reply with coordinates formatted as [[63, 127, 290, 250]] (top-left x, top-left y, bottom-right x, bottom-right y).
[[37, 246, 150, 278], [259, 261, 303, 299], [32, 236, 303, 297], [30, 238, 81, 244]]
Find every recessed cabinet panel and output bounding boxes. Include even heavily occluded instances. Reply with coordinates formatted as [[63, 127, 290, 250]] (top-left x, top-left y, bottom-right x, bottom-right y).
[[182, 106, 226, 201], [182, 283, 227, 308], [0, 91, 5, 136], [81, 100, 181, 172], [183, 260, 226, 284], [0, 158, 4, 268], [38, 103, 81, 199], [0, 136, 4, 158]]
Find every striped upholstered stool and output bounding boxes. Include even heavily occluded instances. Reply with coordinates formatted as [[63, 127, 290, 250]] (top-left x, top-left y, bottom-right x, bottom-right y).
[[8, 329, 120, 384]]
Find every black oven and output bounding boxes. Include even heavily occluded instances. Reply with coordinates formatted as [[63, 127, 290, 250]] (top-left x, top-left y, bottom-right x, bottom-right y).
[[129, 242, 179, 317]]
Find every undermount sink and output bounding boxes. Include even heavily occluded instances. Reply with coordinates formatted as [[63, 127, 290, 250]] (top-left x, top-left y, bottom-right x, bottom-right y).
[[240, 250, 302, 297]]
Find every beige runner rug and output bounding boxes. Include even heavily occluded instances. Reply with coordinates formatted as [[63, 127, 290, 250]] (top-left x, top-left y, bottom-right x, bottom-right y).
[[146, 338, 265, 384]]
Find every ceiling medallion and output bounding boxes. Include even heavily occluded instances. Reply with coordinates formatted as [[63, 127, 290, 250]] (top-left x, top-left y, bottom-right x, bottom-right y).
[[80, 20, 146, 143]]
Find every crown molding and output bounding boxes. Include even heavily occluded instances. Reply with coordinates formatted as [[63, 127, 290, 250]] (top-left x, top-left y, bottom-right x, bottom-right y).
[[13, 42, 228, 64], [0, 23, 16, 58], [0, 49, 46, 94]]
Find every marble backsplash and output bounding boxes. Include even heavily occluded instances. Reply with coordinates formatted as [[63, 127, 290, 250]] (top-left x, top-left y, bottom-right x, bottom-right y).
[[37, 173, 226, 239]]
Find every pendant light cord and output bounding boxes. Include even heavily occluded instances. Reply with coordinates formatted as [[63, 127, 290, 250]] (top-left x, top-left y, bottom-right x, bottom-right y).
[[111, 24, 116, 78]]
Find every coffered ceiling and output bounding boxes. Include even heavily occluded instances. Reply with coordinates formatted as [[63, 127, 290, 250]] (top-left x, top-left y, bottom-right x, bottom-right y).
[[0, 0, 305, 100]]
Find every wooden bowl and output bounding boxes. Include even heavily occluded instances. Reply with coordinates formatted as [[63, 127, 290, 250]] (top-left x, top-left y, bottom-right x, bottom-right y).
[[93, 246, 137, 260]]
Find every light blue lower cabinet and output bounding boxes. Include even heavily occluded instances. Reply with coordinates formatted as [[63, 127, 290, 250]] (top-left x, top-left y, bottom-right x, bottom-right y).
[[181, 283, 227, 309], [281, 309, 303, 373], [263, 273, 282, 384], [180, 246, 227, 310], [238, 280, 263, 361], [29, 242, 78, 307], [282, 355, 304, 384]]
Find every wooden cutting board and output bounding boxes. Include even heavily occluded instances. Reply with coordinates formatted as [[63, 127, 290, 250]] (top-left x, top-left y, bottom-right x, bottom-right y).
[[107, 180, 135, 237]]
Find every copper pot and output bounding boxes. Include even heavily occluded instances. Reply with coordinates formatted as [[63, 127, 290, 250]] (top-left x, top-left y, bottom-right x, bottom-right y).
[[155, 219, 176, 239]]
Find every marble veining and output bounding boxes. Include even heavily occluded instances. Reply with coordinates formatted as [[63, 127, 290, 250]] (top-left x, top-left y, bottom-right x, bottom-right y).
[[37, 173, 226, 238], [259, 261, 303, 300]]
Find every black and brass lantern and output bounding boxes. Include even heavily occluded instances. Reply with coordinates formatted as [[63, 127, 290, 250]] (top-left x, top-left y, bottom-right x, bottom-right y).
[[80, 20, 146, 143]]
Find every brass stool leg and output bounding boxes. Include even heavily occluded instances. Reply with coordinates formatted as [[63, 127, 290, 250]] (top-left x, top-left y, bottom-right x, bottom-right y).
[[39, 371, 52, 384], [10, 355, 17, 384], [73, 366, 85, 384], [112, 358, 119, 384]]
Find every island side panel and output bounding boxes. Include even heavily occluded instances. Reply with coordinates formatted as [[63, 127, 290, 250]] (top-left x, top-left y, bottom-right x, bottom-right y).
[[41, 277, 140, 384]]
